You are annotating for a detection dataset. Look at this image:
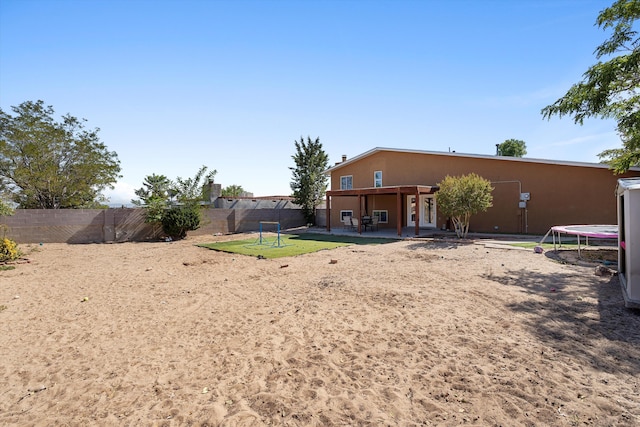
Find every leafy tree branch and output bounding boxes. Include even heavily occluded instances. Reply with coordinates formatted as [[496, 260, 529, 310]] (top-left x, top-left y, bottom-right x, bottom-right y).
[[0, 100, 121, 208], [541, 0, 640, 172]]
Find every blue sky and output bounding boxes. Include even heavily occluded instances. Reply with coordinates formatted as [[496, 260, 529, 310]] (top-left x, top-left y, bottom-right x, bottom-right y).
[[0, 0, 621, 204]]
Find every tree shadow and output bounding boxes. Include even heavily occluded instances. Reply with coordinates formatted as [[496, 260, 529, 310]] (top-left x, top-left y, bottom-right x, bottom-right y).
[[404, 239, 475, 251], [289, 233, 398, 246], [484, 266, 640, 375]]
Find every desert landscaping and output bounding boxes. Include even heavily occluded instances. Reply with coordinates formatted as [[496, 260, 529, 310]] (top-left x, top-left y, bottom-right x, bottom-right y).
[[1, 233, 639, 426]]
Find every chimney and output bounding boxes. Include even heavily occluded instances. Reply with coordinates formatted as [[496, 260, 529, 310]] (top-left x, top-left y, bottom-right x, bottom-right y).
[[207, 179, 222, 204], [342, 154, 347, 162]]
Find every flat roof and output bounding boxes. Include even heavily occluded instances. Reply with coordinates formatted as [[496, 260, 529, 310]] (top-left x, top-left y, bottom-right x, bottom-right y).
[[326, 147, 640, 173], [618, 177, 640, 190]]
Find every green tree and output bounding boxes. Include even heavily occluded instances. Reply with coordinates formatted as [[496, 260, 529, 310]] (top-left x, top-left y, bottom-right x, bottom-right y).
[[0, 100, 121, 208], [497, 139, 527, 157], [541, 0, 640, 172], [162, 166, 215, 240], [221, 184, 245, 197], [0, 201, 12, 217], [0, 189, 13, 216], [289, 136, 329, 225], [132, 174, 173, 223], [133, 166, 216, 240], [435, 173, 493, 238], [174, 165, 216, 205], [161, 205, 201, 240]]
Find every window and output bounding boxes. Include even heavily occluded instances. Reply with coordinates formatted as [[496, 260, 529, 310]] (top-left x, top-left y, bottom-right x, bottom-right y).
[[340, 210, 353, 221], [340, 175, 353, 190], [374, 171, 382, 187], [372, 210, 388, 223]]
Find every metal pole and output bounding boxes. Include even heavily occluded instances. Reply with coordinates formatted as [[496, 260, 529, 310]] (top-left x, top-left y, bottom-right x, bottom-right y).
[[259, 222, 263, 245]]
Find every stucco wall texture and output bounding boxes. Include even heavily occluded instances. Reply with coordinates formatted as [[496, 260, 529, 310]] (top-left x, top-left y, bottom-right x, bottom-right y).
[[328, 150, 640, 235]]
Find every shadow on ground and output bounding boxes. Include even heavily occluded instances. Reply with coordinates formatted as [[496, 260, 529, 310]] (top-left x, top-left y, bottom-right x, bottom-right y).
[[286, 233, 398, 245], [404, 239, 475, 251], [485, 264, 640, 376]]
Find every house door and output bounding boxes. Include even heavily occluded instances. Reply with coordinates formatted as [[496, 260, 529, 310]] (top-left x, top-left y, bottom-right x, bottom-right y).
[[407, 195, 437, 228]]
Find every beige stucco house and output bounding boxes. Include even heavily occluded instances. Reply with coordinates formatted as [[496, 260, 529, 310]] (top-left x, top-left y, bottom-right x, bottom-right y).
[[324, 147, 640, 236]]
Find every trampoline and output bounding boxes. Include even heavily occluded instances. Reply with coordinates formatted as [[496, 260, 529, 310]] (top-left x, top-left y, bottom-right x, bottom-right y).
[[540, 225, 618, 258]]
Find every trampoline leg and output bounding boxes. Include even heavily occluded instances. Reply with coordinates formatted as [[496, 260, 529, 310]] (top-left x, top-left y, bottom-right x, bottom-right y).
[[578, 235, 581, 259]]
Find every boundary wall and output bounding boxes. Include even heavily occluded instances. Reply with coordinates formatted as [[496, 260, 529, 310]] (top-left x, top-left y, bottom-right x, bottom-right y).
[[0, 208, 306, 244]]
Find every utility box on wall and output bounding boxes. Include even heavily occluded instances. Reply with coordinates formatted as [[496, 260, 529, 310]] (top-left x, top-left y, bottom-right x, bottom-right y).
[[617, 178, 640, 308]]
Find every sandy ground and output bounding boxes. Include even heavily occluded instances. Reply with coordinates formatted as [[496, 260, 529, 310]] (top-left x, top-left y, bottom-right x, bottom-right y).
[[1, 233, 639, 426]]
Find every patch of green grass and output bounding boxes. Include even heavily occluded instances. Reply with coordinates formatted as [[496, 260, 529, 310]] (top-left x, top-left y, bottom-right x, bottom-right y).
[[510, 241, 605, 250], [198, 233, 397, 259], [0, 265, 16, 271]]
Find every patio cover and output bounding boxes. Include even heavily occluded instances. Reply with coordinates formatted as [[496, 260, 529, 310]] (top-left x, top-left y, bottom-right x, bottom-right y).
[[325, 185, 439, 236]]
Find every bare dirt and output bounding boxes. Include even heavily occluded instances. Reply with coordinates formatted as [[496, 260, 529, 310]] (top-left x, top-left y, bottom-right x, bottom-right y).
[[1, 234, 639, 426]]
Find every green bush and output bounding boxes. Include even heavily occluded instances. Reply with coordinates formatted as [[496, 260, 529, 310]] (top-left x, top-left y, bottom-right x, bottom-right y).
[[436, 173, 493, 238], [161, 205, 201, 240]]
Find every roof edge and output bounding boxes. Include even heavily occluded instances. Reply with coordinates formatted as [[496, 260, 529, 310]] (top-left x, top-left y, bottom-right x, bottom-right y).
[[325, 147, 640, 173]]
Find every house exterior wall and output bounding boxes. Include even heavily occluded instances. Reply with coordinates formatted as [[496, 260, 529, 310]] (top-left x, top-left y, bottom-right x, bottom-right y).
[[329, 150, 640, 234]]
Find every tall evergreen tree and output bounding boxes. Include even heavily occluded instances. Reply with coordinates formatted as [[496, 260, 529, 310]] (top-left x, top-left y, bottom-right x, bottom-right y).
[[290, 136, 329, 225]]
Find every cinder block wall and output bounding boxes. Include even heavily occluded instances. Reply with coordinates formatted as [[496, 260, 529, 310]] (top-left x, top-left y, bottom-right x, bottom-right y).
[[0, 209, 161, 243], [192, 209, 305, 235], [315, 208, 327, 227], [0, 208, 306, 243]]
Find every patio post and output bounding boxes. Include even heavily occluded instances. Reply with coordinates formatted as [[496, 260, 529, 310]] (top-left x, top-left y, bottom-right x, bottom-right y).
[[414, 189, 420, 236], [326, 193, 331, 232], [396, 190, 402, 236], [357, 194, 362, 233]]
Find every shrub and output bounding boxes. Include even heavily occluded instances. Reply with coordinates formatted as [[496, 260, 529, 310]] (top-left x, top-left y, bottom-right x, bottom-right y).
[[436, 173, 493, 238], [161, 205, 201, 240], [0, 237, 21, 262]]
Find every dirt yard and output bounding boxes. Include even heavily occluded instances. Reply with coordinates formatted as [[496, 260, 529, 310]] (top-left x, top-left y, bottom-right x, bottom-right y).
[[1, 234, 639, 426]]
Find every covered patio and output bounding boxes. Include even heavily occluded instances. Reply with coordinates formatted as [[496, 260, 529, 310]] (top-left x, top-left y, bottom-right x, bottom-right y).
[[325, 185, 439, 236]]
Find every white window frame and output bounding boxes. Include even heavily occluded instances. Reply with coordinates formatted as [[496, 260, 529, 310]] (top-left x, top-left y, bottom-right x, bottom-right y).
[[374, 170, 382, 188], [372, 210, 388, 223], [340, 210, 353, 221], [340, 175, 353, 190]]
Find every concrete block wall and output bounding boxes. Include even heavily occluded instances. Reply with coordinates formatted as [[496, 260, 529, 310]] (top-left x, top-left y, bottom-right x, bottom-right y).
[[315, 208, 327, 227], [1, 208, 306, 243], [1, 209, 103, 243], [194, 209, 305, 235], [0, 209, 162, 243]]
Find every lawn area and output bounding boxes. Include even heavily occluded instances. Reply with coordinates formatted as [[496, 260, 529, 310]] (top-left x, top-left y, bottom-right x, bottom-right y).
[[509, 241, 618, 264], [510, 242, 581, 250], [198, 233, 397, 259], [510, 241, 616, 250]]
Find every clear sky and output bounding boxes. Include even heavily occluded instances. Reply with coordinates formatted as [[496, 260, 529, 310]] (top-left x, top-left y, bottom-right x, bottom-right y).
[[0, 0, 622, 204]]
